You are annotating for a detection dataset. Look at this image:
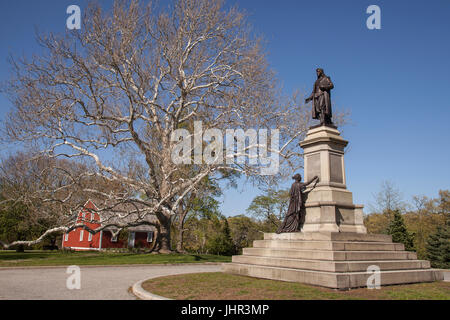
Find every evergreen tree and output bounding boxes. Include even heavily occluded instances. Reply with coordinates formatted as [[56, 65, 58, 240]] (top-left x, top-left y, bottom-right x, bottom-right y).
[[207, 218, 236, 256], [426, 218, 450, 269], [387, 210, 415, 251], [221, 218, 235, 255]]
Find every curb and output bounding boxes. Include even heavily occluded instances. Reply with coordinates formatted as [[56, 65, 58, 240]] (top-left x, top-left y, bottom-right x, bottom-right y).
[[131, 268, 449, 300], [132, 279, 172, 300], [131, 268, 225, 300]]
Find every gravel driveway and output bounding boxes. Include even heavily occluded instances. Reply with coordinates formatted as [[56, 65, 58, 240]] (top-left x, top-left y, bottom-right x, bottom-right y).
[[0, 264, 222, 300]]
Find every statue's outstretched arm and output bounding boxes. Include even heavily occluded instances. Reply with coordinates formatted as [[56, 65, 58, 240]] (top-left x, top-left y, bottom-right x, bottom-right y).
[[306, 176, 319, 186]]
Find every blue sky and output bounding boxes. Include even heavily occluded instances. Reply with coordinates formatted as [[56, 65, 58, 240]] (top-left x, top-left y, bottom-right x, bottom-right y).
[[0, 1, 449, 216]]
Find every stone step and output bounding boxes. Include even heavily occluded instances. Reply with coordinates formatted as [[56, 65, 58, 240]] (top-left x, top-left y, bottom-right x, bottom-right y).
[[243, 247, 417, 261], [232, 255, 431, 272], [222, 263, 440, 290], [264, 232, 392, 242], [253, 240, 404, 251]]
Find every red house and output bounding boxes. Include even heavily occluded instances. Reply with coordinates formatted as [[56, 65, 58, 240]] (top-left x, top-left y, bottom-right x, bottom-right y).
[[62, 200, 156, 251]]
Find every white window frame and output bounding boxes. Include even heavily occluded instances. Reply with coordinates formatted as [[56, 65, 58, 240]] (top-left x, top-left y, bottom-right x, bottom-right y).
[[111, 232, 118, 243], [88, 232, 93, 241], [79, 229, 84, 241], [64, 233, 69, 241], [147, 231, 153, 243]]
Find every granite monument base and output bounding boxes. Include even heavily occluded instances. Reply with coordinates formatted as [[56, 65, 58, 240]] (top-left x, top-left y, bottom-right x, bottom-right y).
[[300, 125, 368, 234], [222, 232, 443, 290], [223, 125, 443, 289]]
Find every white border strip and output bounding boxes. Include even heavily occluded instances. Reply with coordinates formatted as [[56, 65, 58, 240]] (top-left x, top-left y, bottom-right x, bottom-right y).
[[132, 279, 172, 300]]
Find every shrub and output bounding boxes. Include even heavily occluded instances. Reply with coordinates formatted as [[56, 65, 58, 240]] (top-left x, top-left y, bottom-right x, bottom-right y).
[[387, 210, 415, 251]]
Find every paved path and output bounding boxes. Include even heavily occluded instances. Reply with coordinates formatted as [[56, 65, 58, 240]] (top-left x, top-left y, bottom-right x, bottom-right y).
[[0, 264, 222, 300]]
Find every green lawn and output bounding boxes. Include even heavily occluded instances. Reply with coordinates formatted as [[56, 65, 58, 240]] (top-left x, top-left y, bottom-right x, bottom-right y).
[[0, 250, 231, 267], [142, 272, 450, 300]]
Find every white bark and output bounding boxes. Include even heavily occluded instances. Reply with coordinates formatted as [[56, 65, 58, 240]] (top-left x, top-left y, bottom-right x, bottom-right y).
[[0, 0, 341, 250]]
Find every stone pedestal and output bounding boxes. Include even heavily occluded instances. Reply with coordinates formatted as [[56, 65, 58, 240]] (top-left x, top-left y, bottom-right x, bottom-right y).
[[222, 125, 443, 289], [222, 232, 442, 289], [300, 126, 367, 234]]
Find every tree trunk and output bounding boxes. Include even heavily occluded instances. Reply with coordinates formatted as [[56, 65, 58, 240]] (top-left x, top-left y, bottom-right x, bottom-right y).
[[158, 214, 172, 254], [176, 225, 186, 253], [176, 208, 189, 253]]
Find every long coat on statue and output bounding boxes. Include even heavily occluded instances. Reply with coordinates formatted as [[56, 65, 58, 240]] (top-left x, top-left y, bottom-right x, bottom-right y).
[[311, 75, 334, 121], [277, 181, 307, 233]]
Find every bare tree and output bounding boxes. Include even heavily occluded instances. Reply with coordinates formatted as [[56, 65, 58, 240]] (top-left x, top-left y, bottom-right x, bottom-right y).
[[1, 0, 317, 252], [370, 180, 405, 215], [0, 152, 136, 249], [0, 153, 92, 230]]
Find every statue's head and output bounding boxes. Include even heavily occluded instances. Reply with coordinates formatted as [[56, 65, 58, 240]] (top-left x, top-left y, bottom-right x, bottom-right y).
[[316, 68, 324, 77], [292, 173, 302, 181]]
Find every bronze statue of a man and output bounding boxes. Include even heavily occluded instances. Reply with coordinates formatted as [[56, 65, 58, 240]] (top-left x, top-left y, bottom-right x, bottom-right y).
[[305, 68, 334, 126], [277, 174, 319, 233]]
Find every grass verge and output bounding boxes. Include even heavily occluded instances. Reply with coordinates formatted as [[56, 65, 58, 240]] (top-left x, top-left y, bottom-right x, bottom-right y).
[[0, 250, 230, 267], [142, 272, 450, 300]]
